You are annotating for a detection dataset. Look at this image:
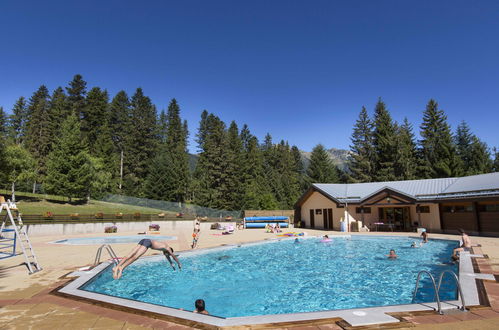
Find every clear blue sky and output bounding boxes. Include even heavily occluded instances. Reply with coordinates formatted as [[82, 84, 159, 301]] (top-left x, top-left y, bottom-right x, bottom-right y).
[[1, 0, 498, 152]]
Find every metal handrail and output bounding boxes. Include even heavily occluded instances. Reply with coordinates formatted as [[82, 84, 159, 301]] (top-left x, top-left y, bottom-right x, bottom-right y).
[[94, 244, 119, 266], [437, 270, 466, 311], [412, 270, 442, 314]]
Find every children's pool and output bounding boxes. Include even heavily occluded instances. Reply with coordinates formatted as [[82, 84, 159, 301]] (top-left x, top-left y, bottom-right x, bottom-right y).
[[52, 235, 176, 245], [81, 236, 458, 318]]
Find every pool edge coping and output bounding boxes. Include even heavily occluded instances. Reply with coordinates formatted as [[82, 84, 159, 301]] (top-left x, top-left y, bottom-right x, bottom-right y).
[[57, 235, 491, 327]]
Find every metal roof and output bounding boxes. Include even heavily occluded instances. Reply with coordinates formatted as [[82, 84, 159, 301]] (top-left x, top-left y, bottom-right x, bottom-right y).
[[311, 172, 499, 203]]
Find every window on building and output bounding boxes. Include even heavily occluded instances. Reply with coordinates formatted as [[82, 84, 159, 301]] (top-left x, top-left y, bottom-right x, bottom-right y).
[[443, 205, 472, 213], [315, 209, 322, 215], [355, 207, 371, 214], [478, 204, 499, 212], [416, 205, 430, 213]]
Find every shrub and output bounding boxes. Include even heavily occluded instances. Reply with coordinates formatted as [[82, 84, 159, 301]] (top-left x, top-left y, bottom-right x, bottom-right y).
[[115, 212, 123, 219], [95, 212, 104, 219], [44, 211, 53, 219], [134, 212, 141, 218]]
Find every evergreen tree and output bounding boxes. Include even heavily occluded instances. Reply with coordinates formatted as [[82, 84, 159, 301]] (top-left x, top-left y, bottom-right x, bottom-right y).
[[109, 91, 131, 191], [25, 85, 52, 179], [157, 109, 168, 143], [291, 145, 307, 192], [66, 74, 87, 117], [145, 99, 189, 202], [0, 107, 7, 140], [306, 144, 339, 183], [48, 87, 69, 136], [418, 99, 459, 178], [274, 141, 301, 208], [82, 87, 109, 150], [468, 136, 492, 175], [394, 118, 418, 180], [240, 124, 252, 152], [348, 106, 375, 182], [124, 88, 158, 195], [8, 97, 28, 144], [493, 147, 499, 172], [455, 121, 473, 175], [44, 114, 91, 202], [193, 113, 228, 208], [372, 99, 397, 181], [221, 121, 245, 210]]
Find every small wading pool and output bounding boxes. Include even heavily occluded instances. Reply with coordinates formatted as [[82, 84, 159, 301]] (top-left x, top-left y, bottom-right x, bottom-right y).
[[80, 236, 458, 318], [52, 235, 176, 245]]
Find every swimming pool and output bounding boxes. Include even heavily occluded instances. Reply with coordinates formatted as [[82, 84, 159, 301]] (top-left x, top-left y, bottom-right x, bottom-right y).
[[52, 235, 176, 245], [81, 236, 458, 318]]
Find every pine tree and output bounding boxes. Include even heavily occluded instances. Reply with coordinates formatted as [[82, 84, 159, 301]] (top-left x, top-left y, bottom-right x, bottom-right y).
[[372, 99, 397, 181], [193, 113, 228, 208], [306, 144, 339, 183], [25, 85, 52, 179], [291, 145, 306, 192], [8, 97, 28, 144], [493, 147, 499, 172], [145, 99, 189, 202], [82, 87, 109, 150], [418, 99, 459, 178], [124, 88, 158, 195], [394, 118, 418, 180], [468, 136, 492, 175], [66, 74, 87, 117], [44, 114, 92, 201], [48, 87, 69, 136], [455, 121, 473, 175], [109, 91, 131, 191], [221, 121, 245, 210], [275, 141, 301, 208], [0, 107, 7, 140], [348, 106, 375, 182]]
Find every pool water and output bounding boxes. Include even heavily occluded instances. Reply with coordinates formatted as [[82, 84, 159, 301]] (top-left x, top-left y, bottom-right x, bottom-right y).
[[81, 236, 458, 318], [53, 235, 176, 245]]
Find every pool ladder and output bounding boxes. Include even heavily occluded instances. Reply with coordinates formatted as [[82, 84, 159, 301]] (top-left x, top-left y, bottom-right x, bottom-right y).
[[94, 244, 120, 266], [412, 270, 466, 314]]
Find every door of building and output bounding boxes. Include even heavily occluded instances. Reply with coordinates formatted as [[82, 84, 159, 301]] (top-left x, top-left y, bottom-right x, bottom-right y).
[[322, 208, 333, 229], [378, 207, 411, 231], [309, 209, 315, 228]]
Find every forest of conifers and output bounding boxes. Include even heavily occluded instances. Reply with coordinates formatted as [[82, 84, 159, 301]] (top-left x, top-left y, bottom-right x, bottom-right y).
[[0, 75, 498, 210]]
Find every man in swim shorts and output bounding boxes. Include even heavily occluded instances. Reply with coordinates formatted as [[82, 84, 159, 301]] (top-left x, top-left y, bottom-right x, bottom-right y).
[[452, 228, 472, 257], [113, 239, 181, 279]]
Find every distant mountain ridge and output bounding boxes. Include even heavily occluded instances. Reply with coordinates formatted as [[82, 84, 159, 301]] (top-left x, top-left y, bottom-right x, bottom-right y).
[[188, 147, 351, 172], [300, 147, 351, 171]]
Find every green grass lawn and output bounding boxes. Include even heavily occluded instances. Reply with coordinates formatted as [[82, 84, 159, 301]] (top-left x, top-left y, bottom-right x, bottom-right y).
[[14, 199, 171, 215], [0, 190, 172, 215]]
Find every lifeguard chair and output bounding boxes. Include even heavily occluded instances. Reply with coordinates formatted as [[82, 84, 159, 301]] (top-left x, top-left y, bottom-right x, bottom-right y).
[[0, 196, 42, 274]]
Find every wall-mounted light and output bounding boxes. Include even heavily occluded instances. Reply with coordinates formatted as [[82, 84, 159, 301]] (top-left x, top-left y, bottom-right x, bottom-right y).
[[387, 197, 391, 203]]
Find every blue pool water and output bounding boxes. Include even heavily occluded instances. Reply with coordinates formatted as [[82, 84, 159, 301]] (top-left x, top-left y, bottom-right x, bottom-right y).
[[81, 236, 458, 318], [53, 235, 176, 245]]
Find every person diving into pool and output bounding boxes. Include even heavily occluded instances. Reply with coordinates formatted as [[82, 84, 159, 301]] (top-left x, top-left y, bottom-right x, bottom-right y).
[[112, 239, 181, 279]]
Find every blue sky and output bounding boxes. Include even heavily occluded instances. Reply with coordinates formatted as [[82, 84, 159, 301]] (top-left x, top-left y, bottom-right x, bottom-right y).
[[1, 1, 498, 152]]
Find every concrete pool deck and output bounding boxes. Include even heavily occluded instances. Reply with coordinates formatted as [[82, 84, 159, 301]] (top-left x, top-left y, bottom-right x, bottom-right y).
[[1, 227, 499, 329]]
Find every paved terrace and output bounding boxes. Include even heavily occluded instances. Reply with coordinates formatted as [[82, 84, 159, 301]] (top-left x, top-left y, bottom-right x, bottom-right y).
[[1, 226, 499, 329]]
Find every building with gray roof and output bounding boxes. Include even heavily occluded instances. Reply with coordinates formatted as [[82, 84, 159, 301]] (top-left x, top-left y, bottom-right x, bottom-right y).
[[294, 172, 499, 235]]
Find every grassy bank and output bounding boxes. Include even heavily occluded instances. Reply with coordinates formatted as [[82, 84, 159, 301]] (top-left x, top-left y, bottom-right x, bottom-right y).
[[14, 200, 171, 215], [0, 191, 172, 215]]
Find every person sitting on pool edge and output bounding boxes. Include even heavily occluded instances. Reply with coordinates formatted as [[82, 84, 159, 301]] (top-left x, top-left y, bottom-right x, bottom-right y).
[[387, 249, 398, 259], [112, 239, 181, 279], [193, 299, 209, 314], [452, 228, 472, 257]]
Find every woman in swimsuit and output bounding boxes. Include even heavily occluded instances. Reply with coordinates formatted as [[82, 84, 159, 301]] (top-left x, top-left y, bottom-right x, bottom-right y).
[[112, 239, 181, 279]]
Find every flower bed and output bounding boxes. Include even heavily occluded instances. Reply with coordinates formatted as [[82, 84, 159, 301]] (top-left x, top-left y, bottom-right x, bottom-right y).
[[104, 225, 117, 233]]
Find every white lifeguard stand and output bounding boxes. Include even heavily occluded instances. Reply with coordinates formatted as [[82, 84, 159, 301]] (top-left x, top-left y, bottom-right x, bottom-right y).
[[0, 196, 42, 274]]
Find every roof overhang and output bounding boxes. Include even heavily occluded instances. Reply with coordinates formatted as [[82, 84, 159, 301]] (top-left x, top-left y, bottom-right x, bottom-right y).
[[294, 185, 342, 208]]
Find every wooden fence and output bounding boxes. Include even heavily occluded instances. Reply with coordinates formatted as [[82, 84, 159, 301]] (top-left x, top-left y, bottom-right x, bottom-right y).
[[18, 214, 224, 225]]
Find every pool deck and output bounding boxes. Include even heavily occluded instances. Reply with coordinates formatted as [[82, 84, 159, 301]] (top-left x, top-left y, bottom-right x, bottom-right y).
[[1, 227, 499, 329]]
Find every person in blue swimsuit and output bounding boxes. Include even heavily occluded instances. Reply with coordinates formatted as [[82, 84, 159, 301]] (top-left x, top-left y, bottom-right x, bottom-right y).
[[113, 239, 181, 279]]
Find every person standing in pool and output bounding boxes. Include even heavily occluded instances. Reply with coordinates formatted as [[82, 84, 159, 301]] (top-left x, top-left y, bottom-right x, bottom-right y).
[[193, 299, 209, 314], [387, 249, 398, 259], [112, 239, 181, 279], [421, 230, 429, 243]]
